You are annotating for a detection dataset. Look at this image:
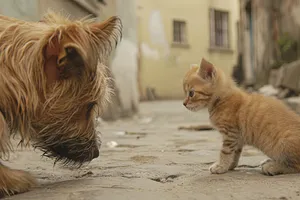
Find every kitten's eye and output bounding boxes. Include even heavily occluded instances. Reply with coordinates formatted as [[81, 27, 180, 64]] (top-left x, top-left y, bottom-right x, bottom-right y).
[[188, 90, 194, 97]]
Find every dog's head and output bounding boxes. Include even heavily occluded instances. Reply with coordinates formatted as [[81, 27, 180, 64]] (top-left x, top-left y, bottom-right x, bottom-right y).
[[23, 12, 122, 167]]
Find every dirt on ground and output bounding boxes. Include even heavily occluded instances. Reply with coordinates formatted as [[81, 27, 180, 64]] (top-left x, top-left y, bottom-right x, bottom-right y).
[[4, 101, 300, 200]]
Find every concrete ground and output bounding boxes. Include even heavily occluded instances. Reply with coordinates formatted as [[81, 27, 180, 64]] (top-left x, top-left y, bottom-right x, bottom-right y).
[[5, 100, 300, 200]]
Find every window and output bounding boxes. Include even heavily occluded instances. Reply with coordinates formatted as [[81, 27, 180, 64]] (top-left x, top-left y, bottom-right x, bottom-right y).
[[173, 20, 187, 44], [210, 9, 229, 48]]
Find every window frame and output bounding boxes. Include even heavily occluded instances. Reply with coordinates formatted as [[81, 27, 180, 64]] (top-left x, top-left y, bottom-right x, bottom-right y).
[[172, 19, 188, 45], [209, 8, 230, 49]]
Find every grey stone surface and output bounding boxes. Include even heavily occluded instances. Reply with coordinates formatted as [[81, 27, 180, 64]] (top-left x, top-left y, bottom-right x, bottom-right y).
[[281, 60, 300, 92], [258, 84, 279, 96], [4, 101, 300, 200], [269, 67, 285, 88], [285, 96, 300, 114]]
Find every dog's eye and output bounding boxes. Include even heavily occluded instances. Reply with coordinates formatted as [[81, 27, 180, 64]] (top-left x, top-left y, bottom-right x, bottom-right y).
[[188, 90, 194, 97], [87, 102, 97, 112], [86, 102, 97, 119], [65, 47, 75, 55]]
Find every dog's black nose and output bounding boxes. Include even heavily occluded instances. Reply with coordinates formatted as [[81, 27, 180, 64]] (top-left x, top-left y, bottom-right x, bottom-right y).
[[92, 148, 99, 159], [183, 102, 187, 106]]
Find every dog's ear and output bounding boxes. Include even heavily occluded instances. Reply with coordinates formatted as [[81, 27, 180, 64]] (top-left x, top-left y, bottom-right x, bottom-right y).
[[89, 16, 122, 51], [44, 34, 85, 85]]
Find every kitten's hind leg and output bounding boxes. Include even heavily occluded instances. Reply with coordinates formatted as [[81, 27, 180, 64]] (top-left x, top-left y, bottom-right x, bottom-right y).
[[261, 159, 298, 176]]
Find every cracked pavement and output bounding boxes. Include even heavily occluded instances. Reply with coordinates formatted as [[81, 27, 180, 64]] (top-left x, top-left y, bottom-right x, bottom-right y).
[[5, 101, 300, 200]]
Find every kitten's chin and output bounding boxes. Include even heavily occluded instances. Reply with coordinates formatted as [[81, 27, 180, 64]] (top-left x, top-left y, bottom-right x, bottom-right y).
[[186, 105, 205, 112]]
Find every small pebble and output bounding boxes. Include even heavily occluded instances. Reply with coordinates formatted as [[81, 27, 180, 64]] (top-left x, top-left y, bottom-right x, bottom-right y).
[[106, 141, 118, 148]]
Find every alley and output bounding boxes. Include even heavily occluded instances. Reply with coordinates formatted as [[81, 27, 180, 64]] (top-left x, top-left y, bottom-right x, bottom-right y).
[[5, 101, 300, 200]]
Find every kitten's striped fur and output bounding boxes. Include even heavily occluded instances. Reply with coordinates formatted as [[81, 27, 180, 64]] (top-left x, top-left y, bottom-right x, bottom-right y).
[[183, 58, 300, 176]]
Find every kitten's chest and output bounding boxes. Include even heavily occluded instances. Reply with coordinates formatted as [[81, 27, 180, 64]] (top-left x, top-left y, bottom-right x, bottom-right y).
[[209, 114, 240, 135]]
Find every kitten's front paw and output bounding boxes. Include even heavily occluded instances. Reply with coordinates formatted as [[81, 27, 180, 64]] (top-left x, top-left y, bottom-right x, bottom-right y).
[[209, 162, 228, 174]]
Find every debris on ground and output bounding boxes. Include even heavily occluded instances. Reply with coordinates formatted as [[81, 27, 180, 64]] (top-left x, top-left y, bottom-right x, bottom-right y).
[[178, 124, 214, 131], [125, 131, 147, 137], [75, 171, 94, 178], [138, 117, 153, 124], [150, 174, 182, 183], [130, 155, 157, 164], [106, 141, 118, 148], [284, 96, 300, 114], [114, 131, 126, 136], [258, 85, 279, 96], [236, 164, 260, 169], [114, 131, 147, 139], [277, 88, 295, 99]]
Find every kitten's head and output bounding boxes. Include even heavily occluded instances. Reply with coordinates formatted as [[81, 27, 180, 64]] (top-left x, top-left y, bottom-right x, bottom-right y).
[[182, 58, 219, 112]]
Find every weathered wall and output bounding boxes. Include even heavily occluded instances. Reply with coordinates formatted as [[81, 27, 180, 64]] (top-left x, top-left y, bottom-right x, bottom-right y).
[[39, 0, 93, 18], [279, 0, 300, 40], [278, 0, 300, 63], [240, 0, 275, 87], [99, 0, 139, 120], [0, 0, 39, 20], [111, 0, 139, 116], [137, 0, 240, 99], [239, 0, 255, 85], [240, 0, 300, 88], [252, 0, 274, 87]]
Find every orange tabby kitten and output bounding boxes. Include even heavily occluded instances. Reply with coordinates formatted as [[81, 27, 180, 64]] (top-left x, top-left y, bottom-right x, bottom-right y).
[[183, 58, 300, 176]]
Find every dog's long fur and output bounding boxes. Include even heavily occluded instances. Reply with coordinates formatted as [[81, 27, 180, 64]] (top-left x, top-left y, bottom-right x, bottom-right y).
[[0, 11, 122, 196]]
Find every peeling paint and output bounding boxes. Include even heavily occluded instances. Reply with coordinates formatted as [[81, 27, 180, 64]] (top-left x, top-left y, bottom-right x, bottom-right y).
[[111, 39, 139, 112], [148, 10, 170, 57], [141, 43, 160, 60]]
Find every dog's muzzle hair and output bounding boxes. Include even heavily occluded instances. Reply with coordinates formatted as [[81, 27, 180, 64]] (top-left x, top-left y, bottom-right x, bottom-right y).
[[33, 119, 101, 166], [0, 11, 122, 167]]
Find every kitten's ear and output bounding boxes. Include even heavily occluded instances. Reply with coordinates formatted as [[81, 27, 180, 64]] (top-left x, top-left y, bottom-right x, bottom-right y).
[[90, 16, 122, 51], [197, 58, 216, 81]]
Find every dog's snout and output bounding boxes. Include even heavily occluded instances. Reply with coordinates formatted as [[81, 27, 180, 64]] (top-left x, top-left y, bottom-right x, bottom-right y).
[[92, 148, 99, 159], [183, 102, 187, 106]]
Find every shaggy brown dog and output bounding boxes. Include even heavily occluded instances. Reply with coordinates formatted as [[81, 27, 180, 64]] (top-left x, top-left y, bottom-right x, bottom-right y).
[[0, 11, 122, 196]]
